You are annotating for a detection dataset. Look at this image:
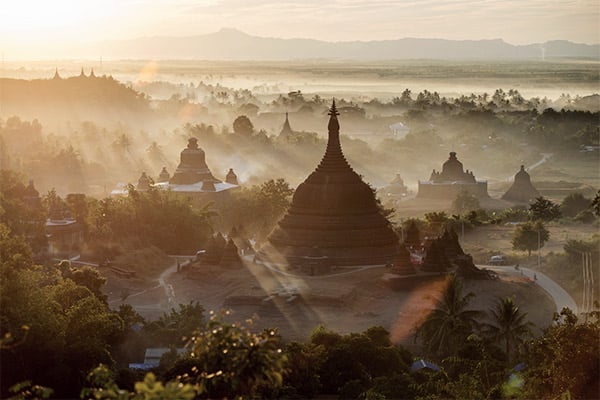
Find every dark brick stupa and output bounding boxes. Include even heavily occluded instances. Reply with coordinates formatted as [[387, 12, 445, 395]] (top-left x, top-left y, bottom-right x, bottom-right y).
[[137, 172, 151, 191], [135, 137, 238, 195], [404, 220, 421, 249], [225, 168, 239, 185], [262, 101, 400, 267], [502, 165, 540, 203], [170, 137, 219, 185], [392, 245, 416, 275], [158, 167, 170, 183], [421, 239, 451, 272], [220, 239, 242, 267]]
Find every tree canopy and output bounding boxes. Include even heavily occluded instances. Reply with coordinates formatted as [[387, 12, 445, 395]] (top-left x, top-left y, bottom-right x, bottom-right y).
[[529, 196, 561, 222], [511, 221, 550, 257], [415, 274, 483, 358]]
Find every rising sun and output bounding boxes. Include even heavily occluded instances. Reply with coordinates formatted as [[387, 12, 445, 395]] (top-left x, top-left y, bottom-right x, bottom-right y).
[[0, 0, 111, 38]]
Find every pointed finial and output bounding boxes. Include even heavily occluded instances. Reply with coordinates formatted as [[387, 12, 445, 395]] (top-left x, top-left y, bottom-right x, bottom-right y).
[[327, 98, 340, 135], [328, 99, 339, 116], [53, 68, 60, 79]]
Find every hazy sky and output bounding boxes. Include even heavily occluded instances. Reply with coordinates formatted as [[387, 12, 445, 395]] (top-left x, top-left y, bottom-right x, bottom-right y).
[[1, 0, 598, 58]]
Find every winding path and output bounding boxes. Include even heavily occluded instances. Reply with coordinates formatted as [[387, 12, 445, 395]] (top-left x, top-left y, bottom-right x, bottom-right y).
[[158, 262, 178, 308], [485, 265, 578, 314]]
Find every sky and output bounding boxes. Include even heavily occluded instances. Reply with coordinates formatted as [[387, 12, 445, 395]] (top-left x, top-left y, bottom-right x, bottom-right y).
[[0, 0, 598, 59]]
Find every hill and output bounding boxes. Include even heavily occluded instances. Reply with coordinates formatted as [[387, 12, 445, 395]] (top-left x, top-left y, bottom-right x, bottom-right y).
[[0, 73, 151, 122], [92, 28, 600, 61]]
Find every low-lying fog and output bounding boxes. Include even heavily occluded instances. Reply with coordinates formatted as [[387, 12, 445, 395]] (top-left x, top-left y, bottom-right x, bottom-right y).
[[0, 59, 598, 197]]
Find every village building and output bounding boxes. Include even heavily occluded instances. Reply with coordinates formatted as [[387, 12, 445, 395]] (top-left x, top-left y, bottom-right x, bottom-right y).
[[45, 198, 82, 257], [261, 101, 400, 269], [418, 152, 489, 199]]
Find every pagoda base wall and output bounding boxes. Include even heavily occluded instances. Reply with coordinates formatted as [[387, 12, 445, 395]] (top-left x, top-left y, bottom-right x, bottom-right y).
[[417, 181, 489, 199], [259, 242, 400, 268]]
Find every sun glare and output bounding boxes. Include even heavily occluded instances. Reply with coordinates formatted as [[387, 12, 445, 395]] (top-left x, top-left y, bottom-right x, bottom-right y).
[[0, 0, 114, 39]]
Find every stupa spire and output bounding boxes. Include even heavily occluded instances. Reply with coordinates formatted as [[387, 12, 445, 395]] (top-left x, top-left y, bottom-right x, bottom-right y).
[[328, 99, 340, 131], [317, 99, 349, 172], [279, 111, 293, 137]]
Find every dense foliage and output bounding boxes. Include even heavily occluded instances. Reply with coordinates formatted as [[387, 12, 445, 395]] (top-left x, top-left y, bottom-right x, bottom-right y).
[[0, 228, 125, 398], [86, 186, 215, 255], [519, 308, 600, 400], [511, 221, 550, 257]]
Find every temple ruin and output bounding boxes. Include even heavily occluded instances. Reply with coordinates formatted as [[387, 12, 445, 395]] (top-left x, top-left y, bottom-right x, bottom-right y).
[[261, 101, 400, 268], [114, 137, 239, 197], [418, 152, 488, 199]]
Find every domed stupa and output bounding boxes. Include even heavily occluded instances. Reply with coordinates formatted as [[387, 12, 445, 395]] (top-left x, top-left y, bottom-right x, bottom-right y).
[[156, 137, 238, 194], [502, 165, 539, 203], [112, 137, 239, 197], [261, 101, 400, 268], [170, 137, 219, 185]]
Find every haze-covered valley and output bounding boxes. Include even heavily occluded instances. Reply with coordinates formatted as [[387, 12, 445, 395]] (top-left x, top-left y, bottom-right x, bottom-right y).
[[1, 24, 599, 398], [2, 59, 598, 198]]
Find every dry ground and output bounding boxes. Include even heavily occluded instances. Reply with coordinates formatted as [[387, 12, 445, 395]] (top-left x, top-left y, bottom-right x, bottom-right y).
[[106, 258, 554, 347]]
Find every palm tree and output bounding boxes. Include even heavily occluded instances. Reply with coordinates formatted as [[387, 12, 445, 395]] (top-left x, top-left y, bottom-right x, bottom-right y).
[[416, 274, 483, 357], [484, 297, 532, 364]]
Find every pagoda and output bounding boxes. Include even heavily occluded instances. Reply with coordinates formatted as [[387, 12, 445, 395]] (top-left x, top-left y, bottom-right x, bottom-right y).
[[112, 138, 239, 197], [421, 239, 451, 272], [404, 220, 421, 249], [391, 245, 416, 275], [220, 239, 242, 267], [170, 137, 219, 185], [502, 165, 539, 203], [158, 167, 170, 183], [136, 172, 151, 191], [225, 168, 239, 185], [279, 112, 294, 138], [154, 137, 238, 194], [418, 152, 488, 199], [262, 100, 400, 267]]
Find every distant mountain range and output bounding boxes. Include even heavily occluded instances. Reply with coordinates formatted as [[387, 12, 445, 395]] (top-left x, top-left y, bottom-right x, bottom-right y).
[[93, 28, 600, 60]]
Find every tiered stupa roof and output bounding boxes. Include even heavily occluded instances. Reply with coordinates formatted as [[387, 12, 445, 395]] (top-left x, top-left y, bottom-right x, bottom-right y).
[[170, 137, 218, 185], [137, 172, 151, 191], [429, 152, 476, 183], [112, 138, 238, 196], [153, 137, 238, 193], [158, 167, 170, 183], [263, 100, 400, 266], [225, 168, 238, 185], [419, 151, 488, 198]]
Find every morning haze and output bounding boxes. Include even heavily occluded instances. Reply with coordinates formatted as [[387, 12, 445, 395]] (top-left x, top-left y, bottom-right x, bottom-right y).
[[0, 1, 599, 399]]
